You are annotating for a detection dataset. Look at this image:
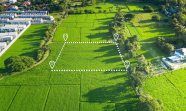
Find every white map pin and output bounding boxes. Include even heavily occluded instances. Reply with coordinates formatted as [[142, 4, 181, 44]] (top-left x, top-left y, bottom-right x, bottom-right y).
[[63, 33, 68, 41], [49, 61, 56, 69], [124, 60, 130, 71], [113, 33, 119, 41]]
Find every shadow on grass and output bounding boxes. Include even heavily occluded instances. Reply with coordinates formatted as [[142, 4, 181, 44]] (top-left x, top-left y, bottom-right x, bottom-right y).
[[83, 82, 139, 111], [87, 32, 112, 41]]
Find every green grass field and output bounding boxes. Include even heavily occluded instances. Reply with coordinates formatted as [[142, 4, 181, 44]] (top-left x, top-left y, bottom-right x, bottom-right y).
[[143, 69, 186, 111], [0, 6, 138, 110], [0, 2, 185, 111]]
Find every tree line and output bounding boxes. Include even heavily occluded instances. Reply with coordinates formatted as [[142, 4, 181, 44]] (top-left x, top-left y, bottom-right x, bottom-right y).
[[109, 9, 164, 111]]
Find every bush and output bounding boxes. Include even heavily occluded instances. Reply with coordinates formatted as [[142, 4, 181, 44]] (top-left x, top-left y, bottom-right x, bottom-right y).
[[95, 6, 101, 9], [36, 49, 45, 61], [84, 9, 93, 14], [68, 10, 75, 14], [152, 15, 160, 21], [98, 10, 103, 13], [124, 13, 135, 21], [103, 10, 107, 13], [138, 95, 164, 111], [79, 10, 83, 14], [4, 56, 35, 72], [157, 37, 175, 53], [143, 5, 153, 12]]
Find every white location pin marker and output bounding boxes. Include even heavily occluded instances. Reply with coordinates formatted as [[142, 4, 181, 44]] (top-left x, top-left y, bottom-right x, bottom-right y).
[[124, 60, 130, 71], [113, 33, 119, 41], [49, 61, 56, 69], [63, 33, 68, 41]]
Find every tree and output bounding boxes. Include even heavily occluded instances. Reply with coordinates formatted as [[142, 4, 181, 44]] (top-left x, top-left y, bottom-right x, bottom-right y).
[[164, 43, 175, 53], [4, 56, 35, 72], [124, 13, 135, 21], [152, 15, 161, 21], [143, 5, 154, 12], [0, 5, 4, 12], [139, 94, 164, 111]]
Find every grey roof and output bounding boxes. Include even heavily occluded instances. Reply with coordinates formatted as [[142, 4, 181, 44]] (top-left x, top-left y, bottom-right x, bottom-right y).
[[176, 48, 186, 56]]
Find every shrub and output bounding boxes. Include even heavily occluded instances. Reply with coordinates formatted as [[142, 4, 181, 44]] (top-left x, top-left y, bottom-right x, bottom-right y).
[[79, 10, 83, 14], [143, 5, 153, 12], [4, 56, 35, 72], [95, 6, 101, 9], [103, 10, 107, 13], [98, 10, 103, 13], [84, 9, 92, 14], [36, 49, 45, 61], [68, 9, 75, 14], [124, 13, 135, 21], [152, 15, 160, 21], [138, 95, 164, 111]]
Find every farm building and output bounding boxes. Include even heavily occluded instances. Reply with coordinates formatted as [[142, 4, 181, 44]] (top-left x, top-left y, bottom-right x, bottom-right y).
[[162, 48, 186, 70], [0, 26, 18, 32], [168, 48, 186, 62], [0, 0, 17, 4], [0, 15, 14, 19], [0, 42, 7, 51], [0, 32, 18, 38], [4, 11, 48, 16], [0, 11, 54, 24], [0, 36, 13, 42], [8, 20, 31, 25]]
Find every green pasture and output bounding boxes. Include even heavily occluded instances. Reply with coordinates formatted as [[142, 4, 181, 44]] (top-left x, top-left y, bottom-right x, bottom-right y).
[[143, 69, 186, 111], [126, 3, 175, 61], [0, 12, 138, 111], [71, 2, 128, 13], [0, 2, 185, 111]]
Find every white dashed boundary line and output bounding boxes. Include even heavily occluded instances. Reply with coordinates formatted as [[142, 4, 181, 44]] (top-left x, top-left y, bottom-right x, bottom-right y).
[[65, 41, 115, 44], [114, 42, 125, 66], [50, 40, 126, 72], [51, 69, 126, 72], [53, 42, 66, 68]]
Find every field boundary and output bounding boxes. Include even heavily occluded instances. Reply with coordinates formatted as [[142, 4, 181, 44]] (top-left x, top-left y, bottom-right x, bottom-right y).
[[51, 69, 125, 72], [50, 40, 127, 72]]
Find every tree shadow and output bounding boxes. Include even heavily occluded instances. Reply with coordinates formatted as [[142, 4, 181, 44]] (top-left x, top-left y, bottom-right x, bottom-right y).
[[87, 32, 112, 41], [83, 83, 139, 111]]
